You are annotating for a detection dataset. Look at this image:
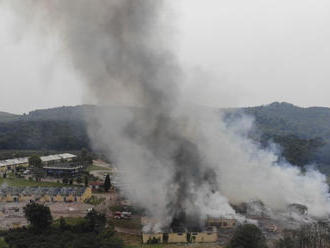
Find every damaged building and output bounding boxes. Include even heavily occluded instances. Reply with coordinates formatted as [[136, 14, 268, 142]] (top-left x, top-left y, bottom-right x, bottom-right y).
[[207, 217, 237, 229], [142, 226, 218, 244]]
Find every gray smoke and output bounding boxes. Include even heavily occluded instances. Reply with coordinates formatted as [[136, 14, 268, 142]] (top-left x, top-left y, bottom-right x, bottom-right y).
[[4, 0, 330, 231]]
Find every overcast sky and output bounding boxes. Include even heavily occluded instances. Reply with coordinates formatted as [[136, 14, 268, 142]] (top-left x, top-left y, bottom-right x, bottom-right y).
[[1, 0, 330, 114]]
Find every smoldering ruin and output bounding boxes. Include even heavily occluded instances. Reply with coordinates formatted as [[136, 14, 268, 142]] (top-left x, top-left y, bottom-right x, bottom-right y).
[[5, 0, 330, 240]]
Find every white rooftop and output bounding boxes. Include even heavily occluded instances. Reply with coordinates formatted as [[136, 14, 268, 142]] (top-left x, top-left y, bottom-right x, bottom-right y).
[[0, 153, 77, 167]]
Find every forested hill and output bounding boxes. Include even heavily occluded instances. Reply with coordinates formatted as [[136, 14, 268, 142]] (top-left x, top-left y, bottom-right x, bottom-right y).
[[243, 102, 330, 139], [239, 102, 330, 167], [1, 103, 330, 171]]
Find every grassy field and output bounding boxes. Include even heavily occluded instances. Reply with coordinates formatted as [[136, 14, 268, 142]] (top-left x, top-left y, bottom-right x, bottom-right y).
[[0, 238, 8, 248], [110, 217, 142, 230], [84, 195, 106, 205], [0, 178, 69, 187], [86, 165, 111, 172], [53, 217, 86, 226]]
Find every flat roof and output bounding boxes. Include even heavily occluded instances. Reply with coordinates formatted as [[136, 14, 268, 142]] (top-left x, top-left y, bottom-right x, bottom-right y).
[[0, 153, 77, 167]]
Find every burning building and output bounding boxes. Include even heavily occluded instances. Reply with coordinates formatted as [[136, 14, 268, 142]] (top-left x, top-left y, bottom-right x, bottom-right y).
[[207, 217, 237, 229], [142, 226, 218, 244]]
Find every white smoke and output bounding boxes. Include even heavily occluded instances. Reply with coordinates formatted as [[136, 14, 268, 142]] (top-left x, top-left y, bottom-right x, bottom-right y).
[[3, 0, 330, 231]]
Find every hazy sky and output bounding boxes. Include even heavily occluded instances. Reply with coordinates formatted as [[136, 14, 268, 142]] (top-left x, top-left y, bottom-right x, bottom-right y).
[[1, 0, 330, 114]]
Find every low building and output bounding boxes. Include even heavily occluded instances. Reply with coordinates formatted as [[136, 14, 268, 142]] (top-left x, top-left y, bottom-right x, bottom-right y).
[[207, 217, 237, 229], [0, 187, 91, 203], [142, 227, 218, 244], [89, 181, 103, 190], [0, 153, 77, 172], [189, 227, 218, 243], [41, 153, 77, 165], [44, 163, 83, 177], [142, 233, 163, 244]]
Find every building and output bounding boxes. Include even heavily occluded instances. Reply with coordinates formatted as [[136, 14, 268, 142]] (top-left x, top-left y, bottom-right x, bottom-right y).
[[40, 153, 77, 165], [89, 181, 103, 190], [44, 163, 83, 177], [207, 217, 237, 229], [142, 227, 218, 244], [0, 158, 29, 172], [0, 153, 77, 172], [0, 187, 91, 203]]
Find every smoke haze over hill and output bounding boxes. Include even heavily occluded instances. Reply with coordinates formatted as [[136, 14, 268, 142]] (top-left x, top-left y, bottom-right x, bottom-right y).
[[3, 0, 330, 230]]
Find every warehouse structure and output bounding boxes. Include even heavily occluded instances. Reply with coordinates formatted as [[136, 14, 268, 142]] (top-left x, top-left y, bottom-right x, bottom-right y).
[[0, 153, 77, 172]]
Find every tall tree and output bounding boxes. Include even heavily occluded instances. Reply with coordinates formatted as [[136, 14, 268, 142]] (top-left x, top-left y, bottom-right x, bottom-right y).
[[28, 155, 42, 167], [29, 155, 44, 181], [104, 174, 111, 192], [230, 224, 268, 248], [23, 202, 53, 231], [84, 175, 89, 187], [85, 209, 106, 233]]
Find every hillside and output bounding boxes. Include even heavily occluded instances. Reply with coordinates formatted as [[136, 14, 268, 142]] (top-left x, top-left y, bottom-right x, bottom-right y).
[[1, 103, 330, 171], [240, 102, 330, 165], [0, 111, 20, 122]]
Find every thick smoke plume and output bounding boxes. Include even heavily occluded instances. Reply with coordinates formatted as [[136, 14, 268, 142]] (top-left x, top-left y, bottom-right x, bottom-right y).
[[5, 0, 330, 230]]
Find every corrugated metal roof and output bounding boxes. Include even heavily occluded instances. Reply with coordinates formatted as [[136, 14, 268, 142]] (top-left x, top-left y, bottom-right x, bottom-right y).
[[0, 153, 77, 167]]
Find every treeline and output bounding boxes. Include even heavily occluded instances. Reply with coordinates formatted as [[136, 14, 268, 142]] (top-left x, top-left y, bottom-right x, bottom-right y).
[[276, 222, 330, 248], [0, 120, 90, 150]]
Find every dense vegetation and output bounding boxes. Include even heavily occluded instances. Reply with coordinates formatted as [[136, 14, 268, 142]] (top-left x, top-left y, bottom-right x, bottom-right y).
[[228, 224, 268, 248], [275, 222, 330, 248], [242, 102, 330, 165], [0, 120, 89, 150]]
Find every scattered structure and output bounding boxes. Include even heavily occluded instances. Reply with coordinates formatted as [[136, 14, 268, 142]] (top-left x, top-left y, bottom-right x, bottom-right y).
[[0, 187, 91, 203]]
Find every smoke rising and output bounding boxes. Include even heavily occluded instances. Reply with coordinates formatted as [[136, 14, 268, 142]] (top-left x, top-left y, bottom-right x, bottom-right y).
[[5, 0, 330, 230]]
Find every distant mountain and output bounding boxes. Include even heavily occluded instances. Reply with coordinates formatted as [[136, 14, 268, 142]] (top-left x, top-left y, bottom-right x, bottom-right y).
[[237, 102, 330, 165], [1, 102, 330, 170]]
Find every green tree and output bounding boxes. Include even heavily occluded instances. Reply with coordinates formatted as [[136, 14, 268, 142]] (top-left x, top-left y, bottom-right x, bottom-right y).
[[23, 202, 53, 231], [85, 209, 106, 233], [76, 176, 82, 184], [29, 155, 44, 181], [104, 174, 111, 192], [28, 155, 42, 167], [276, 236, 295, 248], [230, 224, 268, 248], [63, 177, 69, 184], [59, 217, 68, 231], [84, 175, 89, 187]]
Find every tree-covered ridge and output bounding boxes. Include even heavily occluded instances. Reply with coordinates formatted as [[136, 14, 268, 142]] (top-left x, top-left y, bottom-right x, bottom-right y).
[[0, 120, 90, 150], [1, 103, 330, 171], [242, 102, 330, 165]]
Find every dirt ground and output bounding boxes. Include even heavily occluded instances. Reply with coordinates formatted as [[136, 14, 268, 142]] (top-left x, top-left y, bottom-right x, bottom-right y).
[[0, 201, 94, 229], [46, 202, 94, 219]]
